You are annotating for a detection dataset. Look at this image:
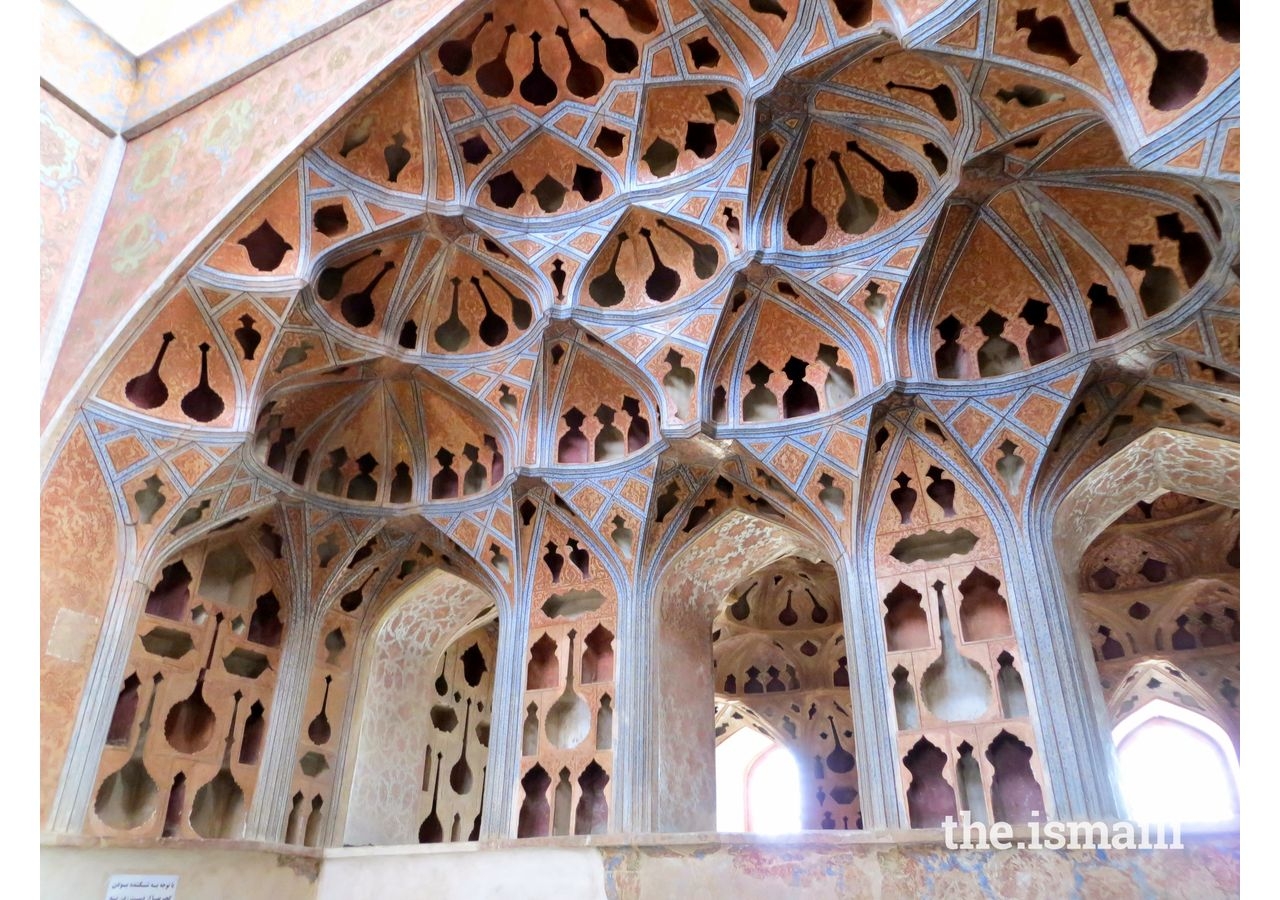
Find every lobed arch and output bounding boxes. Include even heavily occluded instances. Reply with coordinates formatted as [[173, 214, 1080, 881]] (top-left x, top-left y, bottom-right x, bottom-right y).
[[1047, 427, 1239, 580], [251, 359, 516, 509], [703, 272, 886, 430], [1111, 698, 1240, 825], [1037, 425, 1239, 815], [338, 564, 503, 846], [647, 506, 845, 832], [529, 327, 665, 470]]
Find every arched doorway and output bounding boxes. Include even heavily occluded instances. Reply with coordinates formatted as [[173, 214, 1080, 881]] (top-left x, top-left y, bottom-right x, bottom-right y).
[[713, 556, 859, 830], [714, 722, 802, 833], [1113, 700, 1239, 825], [1077, 491, 1239, 754], [344, 570, 498, 845]]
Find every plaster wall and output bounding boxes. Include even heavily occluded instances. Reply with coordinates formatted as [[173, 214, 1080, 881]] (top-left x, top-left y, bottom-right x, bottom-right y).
[[41, 832, 1241, 899], [41, 842, 321, 900]]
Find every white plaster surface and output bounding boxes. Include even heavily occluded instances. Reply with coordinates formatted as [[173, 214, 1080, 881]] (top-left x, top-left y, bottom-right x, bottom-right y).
[[316, 846, 606, 899], [41, 844, 320, 900]]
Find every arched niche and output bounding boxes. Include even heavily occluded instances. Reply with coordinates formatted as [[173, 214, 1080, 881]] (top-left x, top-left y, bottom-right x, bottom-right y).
[[89, 505, 290, 841], [650, 508, 838, 832], [516, 498, 621, 838], [1049, 428, 1239, 820], [712, 556, 858, 831], [342, 568, 499, 846], [869, 429, 1048, 827], [1051, 428, 1239, 579]]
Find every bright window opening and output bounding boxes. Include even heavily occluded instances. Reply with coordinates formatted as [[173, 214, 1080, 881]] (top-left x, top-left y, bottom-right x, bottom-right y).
[[715, 728, 801, 833], [1113, 700, 1239, 826]]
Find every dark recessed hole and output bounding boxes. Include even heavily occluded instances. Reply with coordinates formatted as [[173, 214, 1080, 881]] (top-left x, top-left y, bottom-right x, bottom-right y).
[[1113, 3, 1207, 111], [573, 165, 603, 201], [643, 138, 679, 177], [1174, 403, 1225, 427], [958, 568, 1012, 641], [532, 175, 567, 213], [994, 84, 1065, 107], [438, 13, 492, 75], [743, 360, 779, 421], [1091, 566, 1118, 590], [1020, 298, 1066, 365], [179, 342, 226, 422], [904, 737, 958, 828], [922, 142, 948, 174], [580, 8, 638, 73], [884, 581, 928, 651], [935, 315, 963, 379], [398, 319, 418, 349], [432, 449, 459, 499], [146, 561, 191, 620], [688, 36, 719, 68], [1087, 283, 1126, 339], [889, 528, 979, 564], [706, 89, 740, 124], [238, 701, 265, 766], [248, 592, 283, 647], [977, 311, 1024, 376], [518, 764, 552, 839], [893, 665, 919, 730], [787, 158, 827, 246], [488, 170, 524, 208], [349, 539, 376, 569], [430, 704, 459, 732], [140, 627, 195, 660], [683, 499, 716, 533], [885, 80, 957, 120], [324, 628, 346, 664], [238, 220, 293, 271], [460, 135, 491, 165], [685, 121, 718, 159], [557, 25, 603, 98], [476, 23, 516, 97], [986, 731, 1044, 824], [223, 647, 271, 679], [781, 356, 819, 418], [299, 751, 328, 777], [519, 31, 558, 106], [107, 673, 141, 745], [925, 466, 956, 517], [1125, 244, 1181, 316], [339, 260, 394, 329], [639, 227, 680, 301], [758, 135, 780, 173], [1155, 212, 1211, 287], [461, 643, 487, 687], [527, 634, 559, 691], [313, 205, 348, 237], [347, 453, 380, 501], [1015, 9, 1082, 65], [594, 127, 624, 157], [291, 450, 311, 487], [1139, 557, 1168, 582], [582, 625, 614, 684]]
